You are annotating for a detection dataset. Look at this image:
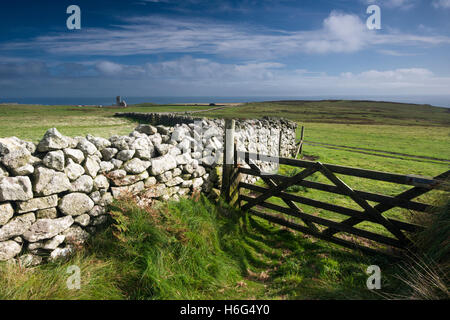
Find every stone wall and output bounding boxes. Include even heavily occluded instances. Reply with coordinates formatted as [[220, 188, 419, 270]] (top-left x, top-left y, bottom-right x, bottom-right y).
[[0, 116, 297, 265], [115, 113, 298, 159]]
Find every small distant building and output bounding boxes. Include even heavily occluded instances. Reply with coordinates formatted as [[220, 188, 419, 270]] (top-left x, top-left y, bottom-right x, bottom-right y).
[[116, 96, 127, 107]]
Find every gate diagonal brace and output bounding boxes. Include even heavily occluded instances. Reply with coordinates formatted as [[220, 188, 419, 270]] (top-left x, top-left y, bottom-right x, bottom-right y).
[[322, 170, 450, 238], [316, 162, 410, 246], [246, 159, 320, 233], [241, 164, 318, 212]]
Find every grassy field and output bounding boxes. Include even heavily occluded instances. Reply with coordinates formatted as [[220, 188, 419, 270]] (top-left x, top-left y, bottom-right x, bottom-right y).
[[0, 103, 217, 142], [300, 123, 450, 161], [1, 100, 449, 142], [196, 101, 449, 242], [0, 196, 400, 300], [284, 126, 448, 233], [0, 100, 448, 241], [0, 100, 448, 299], [196, 100, 450, 126]]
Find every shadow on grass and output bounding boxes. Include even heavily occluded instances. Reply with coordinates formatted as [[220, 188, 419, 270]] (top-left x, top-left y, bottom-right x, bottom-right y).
[[0, 195, 403, 300], [216, 201, 400, 300]]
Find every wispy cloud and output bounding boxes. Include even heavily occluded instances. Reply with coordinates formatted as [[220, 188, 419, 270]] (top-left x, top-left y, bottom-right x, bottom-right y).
[[341, 67, 433, 81], [377, 49, 418, 56], [432, 0, 450, 8], [2, 12, 449, 59], [1, 3, 449, 101], [0, 61, 49, 78], [2, 56, 449, 97], [364, 0, 417, 9], [144, 56, 283, 80]]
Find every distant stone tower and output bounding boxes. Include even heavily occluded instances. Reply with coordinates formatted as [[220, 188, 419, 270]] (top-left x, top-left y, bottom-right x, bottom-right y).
[[116, 96, 127, 107]]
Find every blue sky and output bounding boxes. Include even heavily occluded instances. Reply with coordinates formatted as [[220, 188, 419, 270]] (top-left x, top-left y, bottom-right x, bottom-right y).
[[0, 0, 449, 101]]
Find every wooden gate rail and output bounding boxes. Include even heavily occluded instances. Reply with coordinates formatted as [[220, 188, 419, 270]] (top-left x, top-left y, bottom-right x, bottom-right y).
[[240, 196, 404, 248], [238, 168, 436, 213], [247, 209, 393, 257], [247, 151, 448, 190], [246, 158, 320, 232], [239, 183, 422, 233], [322, 169, 450, 238], [317, 162, 410, 246], [227, 149, 449, 256]]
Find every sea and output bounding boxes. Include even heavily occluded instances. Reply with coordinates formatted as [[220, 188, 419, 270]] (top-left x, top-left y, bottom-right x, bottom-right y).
[[1, 95, 449, 108]]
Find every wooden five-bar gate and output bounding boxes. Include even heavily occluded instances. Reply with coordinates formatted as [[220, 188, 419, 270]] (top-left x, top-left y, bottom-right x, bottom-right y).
[[221, 120, 450, 257]]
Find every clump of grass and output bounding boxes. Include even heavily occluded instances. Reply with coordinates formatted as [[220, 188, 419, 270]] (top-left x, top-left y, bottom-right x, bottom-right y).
[[91, 195, 243, 299], [0, 196, 244, 300], [0, 195, 400, 300], [393, 253, 448, 300], [413, 196, 450, 264], [390, 196, 450, 300], [0, 253, 124, 300]]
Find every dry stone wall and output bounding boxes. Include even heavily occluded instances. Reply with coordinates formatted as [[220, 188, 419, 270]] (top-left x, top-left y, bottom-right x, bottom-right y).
[[0, 115, 297, 265], [115, 113, 297, 159]]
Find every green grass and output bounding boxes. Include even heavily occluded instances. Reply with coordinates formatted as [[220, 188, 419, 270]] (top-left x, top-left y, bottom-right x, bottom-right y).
[[0, 103, 218, 142], [0, 254, 124, 300], [0, 196, 401, 300], [196, 100, 450, 126], [240, 120, 449, 241], [383, 198, 450, 300], [0, 99, 448, 299], [1, 100, 449, 143], [216, 102, 448, 243], [1, 100, 448, 257], [300, 123, 450, 161], [251, 144, 448, 242]]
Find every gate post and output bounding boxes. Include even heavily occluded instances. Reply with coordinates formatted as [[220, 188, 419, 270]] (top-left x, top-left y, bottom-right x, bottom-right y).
[[221, 119, 235, 202], [278, 129, 283, 157], [295, 126, 305, 159]]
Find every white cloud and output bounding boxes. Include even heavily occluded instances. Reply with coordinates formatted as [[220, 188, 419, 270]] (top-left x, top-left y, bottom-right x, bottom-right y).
[[364, 0, 416, 9], [342, 68, 433, 81], [83, 60, 450, 96], [3, 12, 449, 59], [432, 0, 450, 8], [1, 8, 449, 100], [95, 61, 123, 74], [0, 61, 48, 77], [102, 56, 285, 81], [302, 12, 367, 53], [2, 58, 450, 99], [95, 58, 445, 95], [377, 49, 417, 56], [271, 67, 450, 97]]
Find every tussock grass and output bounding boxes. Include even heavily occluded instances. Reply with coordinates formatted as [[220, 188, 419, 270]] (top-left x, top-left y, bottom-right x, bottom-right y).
[[390, 196, 450, 300], [0, 253, 123, 300], [94, 196, 243, 299], [413, 196, 450, 264], [0, 195, 399, 300], [392, 253, 449, 300]]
